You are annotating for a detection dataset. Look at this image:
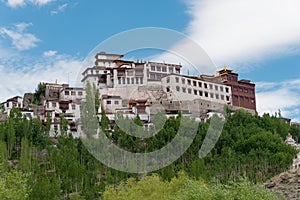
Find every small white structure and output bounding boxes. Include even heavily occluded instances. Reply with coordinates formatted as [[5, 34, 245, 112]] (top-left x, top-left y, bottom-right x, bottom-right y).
[[285, 133, 300, 170]]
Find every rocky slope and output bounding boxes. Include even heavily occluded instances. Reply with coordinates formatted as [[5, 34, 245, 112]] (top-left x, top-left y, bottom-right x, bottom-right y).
[[265, 168, 300, 200]]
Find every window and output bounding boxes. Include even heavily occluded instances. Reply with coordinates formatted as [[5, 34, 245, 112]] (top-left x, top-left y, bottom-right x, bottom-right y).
[[151, 66, 155, 71], [215, 85, 218, 91], [226, 87, 229, 93], [210, 93, 214, 98], [245, 97, 250, 102], [188, 88, 192, 94], [78, 91, 83, 96], [199, 91, 203, 96], [166, 77, 170, 83], [65, 91, 69, 95], [127, 78, 130, 84], [233, 86, 238, 91], [251, 98, 255, 103], [240, 96, 244, 101], [175, 77, 179, 83], [182, 87, 186, 93], [107, 100, 111, 105], [140, 77, 143, 84], [220, 86, 224, 92], [157, 66, 161, 72], [209, 84, 213, 89], [131, 78, 134, 84], [136, 77, 139, 84], [71, 91, 76, 96], [96, 70, 99, 74], [221, 95, 225, 100], [114, 101, 119, 105], [118, 78, 121, 84], [204, 83, 208, 89], [122, 77, 126, 84], [162, 67, 167, 72], [182, 78, 185, 84], [166, 87, 170, 92], [205, 92, 208, 97], [198, 82, 202, 87], [194, 90, 198, 95], [234, 95, 238, 100], [193, 81, 197, 87], [187, 80, 191, 85], [127, 70, 134, 76], [239, 87, 243, 92], [215, 94, 219, 99], [244, 88, 248, 93], [176, 86, 180, 92], [226, 96, 230, 101], [72, 104, 76, 110], [169, 67, 174, 73], [150, 74, 155, 79]]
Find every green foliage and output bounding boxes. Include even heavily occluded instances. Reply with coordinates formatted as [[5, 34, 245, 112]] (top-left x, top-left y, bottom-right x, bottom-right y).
[[100, 110, 110, 131], [60, 115, 69, 136], [94, 84, 100, 113], [103, 172, 284, 200], [19, 137, 32, 172], [30, 176, 60, 200], [46, 112, 51, 133], [0, 163, 31, 200], [0, 106, 296, 199], [33, 82, 46, 105]]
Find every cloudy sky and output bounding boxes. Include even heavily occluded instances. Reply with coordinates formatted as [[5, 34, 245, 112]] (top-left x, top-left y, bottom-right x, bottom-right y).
[[1, 0, 300, 121]]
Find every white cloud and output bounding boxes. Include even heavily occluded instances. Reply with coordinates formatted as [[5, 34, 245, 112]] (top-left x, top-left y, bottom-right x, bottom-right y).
[[256, 79, 300, 121], [0, 55, 82, 102], [51, 3, 68, 15], [6, 0, 53, 8], [29, 0, 53, 6], [164, 0, 300, 69], [7, 0, 25, 8], [43, 50, 57, 57], [0, 23, 40, 51]]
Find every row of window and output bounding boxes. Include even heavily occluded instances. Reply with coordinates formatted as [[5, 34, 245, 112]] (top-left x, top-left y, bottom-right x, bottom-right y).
[[233, 86, 254, 94], [150, 65, 181, 74], [64, 90, 83, 96], [118, 77, 144, 85], [150, 73, 166, 80], [173, 86, 230, 101], [168, 77, 230, 93], [150, 65, 171, 73], [106, 100, 119, 105], [233, 95, 255, 103], [46, 102, 77, 110], [86, 69, 107, 76]]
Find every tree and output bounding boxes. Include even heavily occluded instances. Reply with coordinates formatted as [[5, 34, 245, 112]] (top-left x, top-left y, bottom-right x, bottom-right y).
[[33, 82, 46, 105], [46, 112, 51, 134], [19, 137, 32, 172], [60, 115, 69, 136], [6, 117, 16, 159], [30, 176, 60, 200], [93, 83, 100, 114], [0, 163, 31, 200]]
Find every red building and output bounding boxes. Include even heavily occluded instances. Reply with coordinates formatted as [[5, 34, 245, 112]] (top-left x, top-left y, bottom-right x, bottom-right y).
[[217, 67, 256, 113]]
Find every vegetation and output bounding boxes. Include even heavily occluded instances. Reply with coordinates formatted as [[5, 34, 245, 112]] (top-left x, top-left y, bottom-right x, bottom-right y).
[[33, 82, 46, 105], [103, 172, 284, 200], [0, 106, 298, 199]]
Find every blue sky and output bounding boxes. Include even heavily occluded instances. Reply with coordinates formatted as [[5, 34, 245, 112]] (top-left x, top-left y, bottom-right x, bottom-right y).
[[1, 0, 300, 121]]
